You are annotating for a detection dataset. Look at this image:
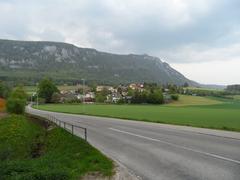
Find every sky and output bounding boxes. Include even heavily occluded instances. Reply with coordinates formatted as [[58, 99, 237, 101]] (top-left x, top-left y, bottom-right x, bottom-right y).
[[0, 0, 240, 85]]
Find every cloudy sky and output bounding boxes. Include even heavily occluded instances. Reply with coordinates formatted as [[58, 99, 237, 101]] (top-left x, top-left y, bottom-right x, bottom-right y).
[[1, 0, 240, 85]]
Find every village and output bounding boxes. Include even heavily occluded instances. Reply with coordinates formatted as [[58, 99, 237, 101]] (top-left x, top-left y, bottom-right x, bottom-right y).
[[52, 83, 178, 104]]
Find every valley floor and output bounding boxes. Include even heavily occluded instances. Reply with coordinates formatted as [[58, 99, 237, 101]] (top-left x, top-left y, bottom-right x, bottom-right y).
[[35, 96, 240, 132]]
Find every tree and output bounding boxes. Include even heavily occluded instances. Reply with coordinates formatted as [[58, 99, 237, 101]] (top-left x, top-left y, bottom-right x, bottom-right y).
[[147, 89, 164, 104], [6, 86, 27, 114], [38, 78, 59, 103], [131, 88, 164, 104], [0, 82, 10, 99], [171, 94, 179, 101], [95, 93, 106, 103], [95, 87, 109, 103]]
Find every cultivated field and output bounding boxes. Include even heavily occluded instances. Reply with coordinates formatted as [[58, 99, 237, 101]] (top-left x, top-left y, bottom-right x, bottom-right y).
[[168, 95, 222, 106], [24, 85, 82, 95], [35, 95, 240, 132]]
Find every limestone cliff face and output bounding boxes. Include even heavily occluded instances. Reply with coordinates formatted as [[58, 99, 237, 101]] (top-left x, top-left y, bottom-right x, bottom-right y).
[[0, 39, 197, 85]]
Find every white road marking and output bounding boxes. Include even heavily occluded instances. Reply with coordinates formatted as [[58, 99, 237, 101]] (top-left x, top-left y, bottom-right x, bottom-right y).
[[109, 127, 240, 165]]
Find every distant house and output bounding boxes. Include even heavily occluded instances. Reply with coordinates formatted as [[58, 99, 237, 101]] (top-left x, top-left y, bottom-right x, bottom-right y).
[[129, 83, 137, 90], [106, 92, 122, 103], [96, 85, 114, 92], [163, 93, 171, 103], [77, 92, 95, 103], [96, 86, 105, 92], [60, 93, 78, 103], [164, 88, 169, 92], [129, 83, 144, 91]]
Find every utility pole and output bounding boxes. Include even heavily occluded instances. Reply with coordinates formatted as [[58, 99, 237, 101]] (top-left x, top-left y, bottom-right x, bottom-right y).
[[82, 79, 85, 113], [36, 83, 39, 109], [37, 93, 39, 108]]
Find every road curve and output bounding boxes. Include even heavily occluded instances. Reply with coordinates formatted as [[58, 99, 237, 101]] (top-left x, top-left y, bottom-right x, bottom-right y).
[[27, 106, 240, 180]]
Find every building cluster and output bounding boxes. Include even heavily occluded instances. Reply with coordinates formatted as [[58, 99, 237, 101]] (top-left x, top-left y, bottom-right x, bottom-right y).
[[58, 83, 146, 104]]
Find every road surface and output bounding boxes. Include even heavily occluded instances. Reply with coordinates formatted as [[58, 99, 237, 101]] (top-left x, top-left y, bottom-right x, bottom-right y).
[[27, 106, 240, 180]]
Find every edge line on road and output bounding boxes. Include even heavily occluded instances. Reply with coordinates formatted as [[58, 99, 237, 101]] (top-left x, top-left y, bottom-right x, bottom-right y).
[[109, 127, 240, 165]]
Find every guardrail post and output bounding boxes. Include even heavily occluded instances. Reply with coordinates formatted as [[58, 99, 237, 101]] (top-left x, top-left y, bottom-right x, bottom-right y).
[[72, 125, 74, 136], [64, 122, 66, 129], [85, 128, 87, 141]]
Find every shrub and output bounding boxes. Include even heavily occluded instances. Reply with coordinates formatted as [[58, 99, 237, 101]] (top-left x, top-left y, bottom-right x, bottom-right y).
[[0, 82, 10, 99], [6, 86, 27, 114], [117, 98, 125, 104], [171, 94, 179, 101], [6, 98, 26, 114]]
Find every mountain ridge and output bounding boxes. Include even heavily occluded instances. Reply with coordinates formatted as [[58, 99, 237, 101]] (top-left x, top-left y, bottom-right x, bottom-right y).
[[0, 39, 198, 86]]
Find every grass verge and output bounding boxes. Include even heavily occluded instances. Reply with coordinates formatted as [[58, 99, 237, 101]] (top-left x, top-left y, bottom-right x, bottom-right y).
[[0, 115, 113, 179]]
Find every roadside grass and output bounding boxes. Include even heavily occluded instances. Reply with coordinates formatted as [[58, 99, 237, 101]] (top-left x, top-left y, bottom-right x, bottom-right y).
[[0, 115, 113, 179], [167, 95, 222, 106], [35, 98, 240, 132]]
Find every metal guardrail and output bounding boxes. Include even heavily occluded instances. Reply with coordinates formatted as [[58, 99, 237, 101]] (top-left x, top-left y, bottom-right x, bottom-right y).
[[26, 107, 88, 141], [45, 114, 88, 141]]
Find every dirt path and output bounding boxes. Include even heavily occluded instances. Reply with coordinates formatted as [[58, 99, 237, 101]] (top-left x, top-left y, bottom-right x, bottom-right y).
[[0, 98, 6, 113]]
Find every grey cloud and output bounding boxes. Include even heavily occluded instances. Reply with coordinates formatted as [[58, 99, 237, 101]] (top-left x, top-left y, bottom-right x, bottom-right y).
[[0, 0, 240, 63]]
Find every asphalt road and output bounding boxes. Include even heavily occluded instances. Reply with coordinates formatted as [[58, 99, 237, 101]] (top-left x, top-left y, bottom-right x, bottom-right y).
[[27, 106, 240, 180]]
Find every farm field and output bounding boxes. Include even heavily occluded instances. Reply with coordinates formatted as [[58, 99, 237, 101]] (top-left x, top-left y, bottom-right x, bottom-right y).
[[24, 85, 82, 95], [184, 86, 224, 91], [35, 95, 240, 132], [168, 95, 222, 106]]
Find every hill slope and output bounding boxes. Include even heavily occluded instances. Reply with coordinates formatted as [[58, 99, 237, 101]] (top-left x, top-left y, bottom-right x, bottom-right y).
[[0, 39, 197, 85]]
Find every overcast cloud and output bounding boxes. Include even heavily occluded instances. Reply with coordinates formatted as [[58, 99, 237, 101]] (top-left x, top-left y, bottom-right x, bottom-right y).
[[0, 0, 240, 85]]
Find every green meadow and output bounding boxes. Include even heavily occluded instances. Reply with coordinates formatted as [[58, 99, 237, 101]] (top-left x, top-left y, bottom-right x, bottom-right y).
[[35, 95, 240, 132]]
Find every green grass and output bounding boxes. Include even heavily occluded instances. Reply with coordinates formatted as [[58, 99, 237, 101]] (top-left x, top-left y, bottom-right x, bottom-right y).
[[0, 115, 113, 179], [35, 96, 240, 132], [184, 86, 224, 92], [168, 95, 222, 106]]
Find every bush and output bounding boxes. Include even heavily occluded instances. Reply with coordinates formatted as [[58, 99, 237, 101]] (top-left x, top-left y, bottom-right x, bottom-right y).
[[96, 94, 106, 103], [171, 94, 179, 101], [117, 98, 125, 104], [6, 86, 27, 114], [0, 82, 10, 99], [6, 98, 26, 114]]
